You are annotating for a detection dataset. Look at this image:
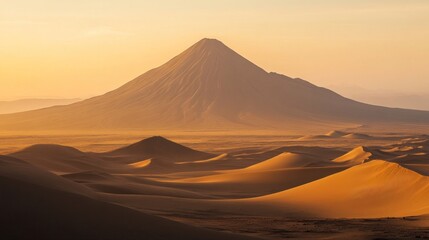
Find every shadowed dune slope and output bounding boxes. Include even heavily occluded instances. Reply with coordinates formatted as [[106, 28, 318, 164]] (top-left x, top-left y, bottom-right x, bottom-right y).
[[0, 176, 257, 240], [9, 144, 115, 174], [0, 155, 94, 197], [169, 150, 345, 197], [62, 170, 211, 198], [109, 136, 215, 162], [170, 167, 347, 198], [1, 38, 429, 131]]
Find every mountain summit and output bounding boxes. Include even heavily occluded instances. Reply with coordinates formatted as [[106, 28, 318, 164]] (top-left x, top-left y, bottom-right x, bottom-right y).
[[1, 38, 429, 132]]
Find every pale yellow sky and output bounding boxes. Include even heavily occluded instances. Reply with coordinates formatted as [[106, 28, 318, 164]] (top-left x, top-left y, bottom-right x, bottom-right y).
[[1, 0, 428, 102]]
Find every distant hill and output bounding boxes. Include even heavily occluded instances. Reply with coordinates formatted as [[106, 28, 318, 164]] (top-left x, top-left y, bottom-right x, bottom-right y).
[[0, 98, 80, 114]]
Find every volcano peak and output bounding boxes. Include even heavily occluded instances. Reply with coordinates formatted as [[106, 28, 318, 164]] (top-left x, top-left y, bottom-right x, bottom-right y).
[[1, 38, 429, 131]]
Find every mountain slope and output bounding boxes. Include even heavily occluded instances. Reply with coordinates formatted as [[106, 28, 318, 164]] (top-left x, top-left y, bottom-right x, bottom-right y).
[[1, 38, 428, 131]]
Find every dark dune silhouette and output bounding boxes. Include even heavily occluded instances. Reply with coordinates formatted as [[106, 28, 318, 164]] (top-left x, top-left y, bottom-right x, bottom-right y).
[[109, 136, 215, 162], [0, 176, 257, 240]]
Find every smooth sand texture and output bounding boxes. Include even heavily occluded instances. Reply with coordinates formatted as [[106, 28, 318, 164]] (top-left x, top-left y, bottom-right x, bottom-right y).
[[256, 160, 429, 218], [299, 130, 374, 140], [9, 144, 133, 174], [3, 134, 429, 239], [0, 155, 94, 197], [0, 176, 256, 240], [245, 152, 321, 170], [1, 39, 429, 132]]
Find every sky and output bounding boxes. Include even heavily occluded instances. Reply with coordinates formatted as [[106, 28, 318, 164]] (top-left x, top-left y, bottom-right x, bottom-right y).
[[1, 0, 428, 108]]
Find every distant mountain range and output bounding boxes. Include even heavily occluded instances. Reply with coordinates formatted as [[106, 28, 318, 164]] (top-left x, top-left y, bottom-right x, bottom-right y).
[[0, 98, 80, 114]]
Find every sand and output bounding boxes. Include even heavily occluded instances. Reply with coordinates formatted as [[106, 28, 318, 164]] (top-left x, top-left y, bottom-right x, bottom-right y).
[[2, 133, 429, 239]]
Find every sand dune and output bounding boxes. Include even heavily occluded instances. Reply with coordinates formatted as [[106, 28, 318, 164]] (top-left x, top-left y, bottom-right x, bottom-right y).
[[176, 153, 228, 164], [391, 153, 429, 165], [0, 155, 94, 197], [9, 144, 122, 174], [245, 152, 322, 170], [299, 130, 374, 140], [0, 176, 255, 240], [167, 149, 345, 197], [343, 133, 372, 139], [169, 167, 347, 198], [63, 170, 211, 198], [108, 136, 215, 163], [256, 160, 429, 218], [107, 160, 429, 219], [326, 130, 348, 137], [332, 146, 372, 165], [1, 133, 429, 240], [8, 136, 217, 174], [129, 159, 152, 168]]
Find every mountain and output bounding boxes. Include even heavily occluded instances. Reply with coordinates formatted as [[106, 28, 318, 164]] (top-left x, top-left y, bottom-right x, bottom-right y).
[[0, 98, 80, 114], [1, 38, 429, 132]]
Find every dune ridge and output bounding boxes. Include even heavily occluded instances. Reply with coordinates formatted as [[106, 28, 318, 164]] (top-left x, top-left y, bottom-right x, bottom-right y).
[[332, 146, 372, 165], [254, 160, 429, 218]]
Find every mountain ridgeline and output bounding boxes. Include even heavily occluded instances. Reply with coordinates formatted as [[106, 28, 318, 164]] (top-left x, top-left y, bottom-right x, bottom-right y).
[[1, 38, 428, 131]]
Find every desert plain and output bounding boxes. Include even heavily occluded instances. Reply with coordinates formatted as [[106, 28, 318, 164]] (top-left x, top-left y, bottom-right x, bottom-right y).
[[1, 128, 429, 239]]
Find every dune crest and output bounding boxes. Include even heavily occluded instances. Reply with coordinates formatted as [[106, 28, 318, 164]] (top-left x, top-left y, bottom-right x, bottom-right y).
[[245, 152, 320, 170], [129, 159, 152, 168], [256, 160, 429, 218], [332, 146, 372, 165]]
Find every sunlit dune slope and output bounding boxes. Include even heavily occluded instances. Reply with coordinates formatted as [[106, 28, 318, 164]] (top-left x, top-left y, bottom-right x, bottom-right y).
[[255, 160, 429, 218], [332, 146, 372, 165], [245, 152, 321, 170]]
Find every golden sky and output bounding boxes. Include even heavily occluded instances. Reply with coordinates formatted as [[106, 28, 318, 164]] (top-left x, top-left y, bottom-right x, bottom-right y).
[[1, 0, 428, 101]]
